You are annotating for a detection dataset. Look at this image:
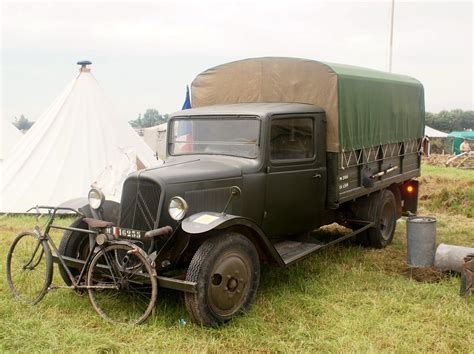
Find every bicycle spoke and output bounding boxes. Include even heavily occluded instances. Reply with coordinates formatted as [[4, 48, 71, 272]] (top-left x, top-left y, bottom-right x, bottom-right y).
[[87, 244, 157, 324]]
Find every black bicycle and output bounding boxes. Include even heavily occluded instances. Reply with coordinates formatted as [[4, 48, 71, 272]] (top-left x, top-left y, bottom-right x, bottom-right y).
[[5, 206, 157, 324]]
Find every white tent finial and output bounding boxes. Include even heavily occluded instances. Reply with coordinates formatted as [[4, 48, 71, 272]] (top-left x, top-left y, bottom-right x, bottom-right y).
[[77, 60, 92, 72]]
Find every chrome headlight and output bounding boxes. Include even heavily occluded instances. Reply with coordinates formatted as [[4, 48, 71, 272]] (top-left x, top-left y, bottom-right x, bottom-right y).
[[88, 188, 105, 210], [168, 196, 188, 221]]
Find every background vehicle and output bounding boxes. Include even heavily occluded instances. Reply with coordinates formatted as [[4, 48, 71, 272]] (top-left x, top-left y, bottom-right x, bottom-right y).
[[59, 57, 424, 327]]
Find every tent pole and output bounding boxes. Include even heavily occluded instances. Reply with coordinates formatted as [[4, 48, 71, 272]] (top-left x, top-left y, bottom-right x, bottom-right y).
[[389, 0, 395, 72]]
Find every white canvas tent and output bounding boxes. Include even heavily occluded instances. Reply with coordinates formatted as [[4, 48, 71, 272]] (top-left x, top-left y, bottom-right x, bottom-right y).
[[1, 62, 161, 212], [425, 126, 448, 138], [136, 122, 168, 160], [0, 121, 23, 198], [422, 125, 449, 156], [0, 121, 22, 160]]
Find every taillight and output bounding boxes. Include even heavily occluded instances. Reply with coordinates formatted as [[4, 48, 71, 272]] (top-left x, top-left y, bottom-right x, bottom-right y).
[[402, 180, 419, 215]]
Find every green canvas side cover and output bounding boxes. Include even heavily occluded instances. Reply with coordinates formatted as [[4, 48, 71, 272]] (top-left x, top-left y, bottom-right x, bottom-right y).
[[191, 57, 425, 152], [331, 63, 425, 151]]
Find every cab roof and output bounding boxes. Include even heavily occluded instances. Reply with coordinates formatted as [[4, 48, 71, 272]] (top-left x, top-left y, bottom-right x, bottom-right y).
[[170, 102, 324, 118]]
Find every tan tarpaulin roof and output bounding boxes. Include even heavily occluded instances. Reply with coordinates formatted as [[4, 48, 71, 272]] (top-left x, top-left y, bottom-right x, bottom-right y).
[[191, 57, 424, 152]]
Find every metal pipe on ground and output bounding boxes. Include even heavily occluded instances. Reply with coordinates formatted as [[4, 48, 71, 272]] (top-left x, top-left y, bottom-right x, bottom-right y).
[[434, 244, 474, 273]]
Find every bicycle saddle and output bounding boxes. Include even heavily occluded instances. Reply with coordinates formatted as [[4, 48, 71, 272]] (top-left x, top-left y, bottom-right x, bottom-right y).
[[83, 218, 114, 229]]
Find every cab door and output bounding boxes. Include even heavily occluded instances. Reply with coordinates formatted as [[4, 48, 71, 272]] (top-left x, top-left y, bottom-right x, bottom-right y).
[[262, 115, 325, 236]]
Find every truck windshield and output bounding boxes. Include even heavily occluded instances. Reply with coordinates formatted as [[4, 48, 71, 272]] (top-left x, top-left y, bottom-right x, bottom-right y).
[[169, 117, 260, 158]]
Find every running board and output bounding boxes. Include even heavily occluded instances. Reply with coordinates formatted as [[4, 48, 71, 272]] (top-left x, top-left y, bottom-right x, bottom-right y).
[[274, 220, 375, 266]]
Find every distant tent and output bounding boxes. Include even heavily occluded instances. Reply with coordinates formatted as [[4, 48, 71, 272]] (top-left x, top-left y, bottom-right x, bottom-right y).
[[136, 122, 168, 160], [1, 62, 161, 212], [448, 131, 474, 155], [422, 125, 448, 156], [425, 126, 448, 138]]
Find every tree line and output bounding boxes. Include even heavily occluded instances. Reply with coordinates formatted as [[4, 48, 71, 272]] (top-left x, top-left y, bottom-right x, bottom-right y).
[[128, 109, 169, 128], [12, 114, 34, 131], [11, 109, 474, 132], [425, 109, 474, 132]]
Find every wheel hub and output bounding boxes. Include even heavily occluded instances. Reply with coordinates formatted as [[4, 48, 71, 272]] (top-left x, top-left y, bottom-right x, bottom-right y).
[[227, 278, 238, 292], [208, 253, 250, 317]]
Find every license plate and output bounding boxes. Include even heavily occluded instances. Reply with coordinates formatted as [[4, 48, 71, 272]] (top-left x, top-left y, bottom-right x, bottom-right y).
[[106, 227, 145, 240]]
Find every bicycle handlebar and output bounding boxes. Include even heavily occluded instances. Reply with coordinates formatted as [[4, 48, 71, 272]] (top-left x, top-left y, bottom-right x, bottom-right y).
[[26, 205, 86, 217]]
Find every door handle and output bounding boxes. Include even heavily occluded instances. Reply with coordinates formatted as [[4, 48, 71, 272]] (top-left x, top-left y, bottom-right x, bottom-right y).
[[312, 173, 322, 179]]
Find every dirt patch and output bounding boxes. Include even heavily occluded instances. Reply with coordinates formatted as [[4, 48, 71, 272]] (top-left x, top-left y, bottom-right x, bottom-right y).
[[423, 153, 474, 169], [423, 154, 450, 167], [402, 266, 447, 283]]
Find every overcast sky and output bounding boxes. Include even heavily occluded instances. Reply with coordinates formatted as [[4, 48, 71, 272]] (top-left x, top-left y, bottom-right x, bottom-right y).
[[1, 0, 473, 125]]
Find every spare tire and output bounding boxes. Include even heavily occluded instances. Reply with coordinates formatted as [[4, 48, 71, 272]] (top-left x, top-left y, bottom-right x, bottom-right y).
[[58, 218, 90, 285]]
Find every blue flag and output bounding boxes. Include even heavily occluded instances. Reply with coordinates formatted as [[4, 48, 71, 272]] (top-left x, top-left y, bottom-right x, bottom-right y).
[[181, 85, 191, 110]]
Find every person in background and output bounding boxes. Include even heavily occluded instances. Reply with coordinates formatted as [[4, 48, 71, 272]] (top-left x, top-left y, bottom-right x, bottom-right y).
[[460, 138, 471, 154]]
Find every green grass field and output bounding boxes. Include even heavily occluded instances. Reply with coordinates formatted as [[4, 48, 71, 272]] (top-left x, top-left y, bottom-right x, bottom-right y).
[[0, 164, 473, 352]]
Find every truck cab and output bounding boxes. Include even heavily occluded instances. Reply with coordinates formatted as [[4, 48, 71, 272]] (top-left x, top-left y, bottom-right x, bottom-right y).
[[125, 102, 329, 238]]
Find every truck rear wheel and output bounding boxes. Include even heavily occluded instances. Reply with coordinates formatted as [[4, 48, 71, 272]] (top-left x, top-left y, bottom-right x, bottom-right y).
[[367, 190, 397, 248], [184, 232, 260, 327], [350, 189, 398, 249]]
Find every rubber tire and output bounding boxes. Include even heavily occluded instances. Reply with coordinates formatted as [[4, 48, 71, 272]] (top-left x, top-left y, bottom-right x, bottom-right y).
[[366, 190, 397, 248], [58, 218, 90, 285], [87, 243, 158, 325], [184, 232, 260, 327], [6, 232, 53, 304]]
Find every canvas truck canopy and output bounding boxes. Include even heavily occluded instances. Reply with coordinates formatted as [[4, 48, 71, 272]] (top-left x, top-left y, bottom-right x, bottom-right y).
[[191, 57, 425, 152]]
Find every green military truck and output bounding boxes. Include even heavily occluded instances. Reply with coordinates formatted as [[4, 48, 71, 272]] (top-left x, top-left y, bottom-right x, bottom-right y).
[[60, 57, 424, 326]]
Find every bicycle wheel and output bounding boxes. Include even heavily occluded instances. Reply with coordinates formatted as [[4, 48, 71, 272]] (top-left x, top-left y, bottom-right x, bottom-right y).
[[6, 231, 53, 304], [87, 243, 157, 325]]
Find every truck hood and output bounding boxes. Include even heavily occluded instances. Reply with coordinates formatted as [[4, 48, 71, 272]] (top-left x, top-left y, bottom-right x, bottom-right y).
[[139, 158, 243, 184]]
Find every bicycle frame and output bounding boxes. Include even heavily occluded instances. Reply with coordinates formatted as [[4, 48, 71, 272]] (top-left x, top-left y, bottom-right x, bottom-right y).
[[29, 206, 116, 290], [23, 205, 196, 294]]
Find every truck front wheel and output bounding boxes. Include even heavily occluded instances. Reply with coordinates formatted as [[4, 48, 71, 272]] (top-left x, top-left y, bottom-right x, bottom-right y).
[[184, 232, 260, 327]]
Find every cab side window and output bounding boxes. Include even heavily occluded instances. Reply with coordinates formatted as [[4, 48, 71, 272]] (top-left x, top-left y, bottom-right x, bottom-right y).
[[270, 118, 314, 160]]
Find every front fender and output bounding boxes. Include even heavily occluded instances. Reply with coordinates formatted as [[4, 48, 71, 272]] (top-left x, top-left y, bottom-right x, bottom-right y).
[[182, 212, 284, 266], [182, 212, 241, 234], [78, 200, 120, 223]]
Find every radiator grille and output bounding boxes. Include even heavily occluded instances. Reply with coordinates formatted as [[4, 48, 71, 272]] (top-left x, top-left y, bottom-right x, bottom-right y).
[[119, 178, 161, 231]]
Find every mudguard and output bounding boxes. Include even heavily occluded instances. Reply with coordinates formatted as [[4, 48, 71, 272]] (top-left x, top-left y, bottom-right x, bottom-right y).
[[78, 200, 121, 224], [182, 212, 242, 234], [182, 212, 284, 266]]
